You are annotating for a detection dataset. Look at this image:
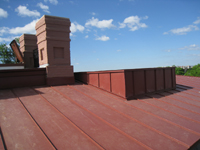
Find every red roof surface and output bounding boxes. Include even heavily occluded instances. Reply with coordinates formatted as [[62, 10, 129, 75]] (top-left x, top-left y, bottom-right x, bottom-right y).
[[0, 75, 200, 149]]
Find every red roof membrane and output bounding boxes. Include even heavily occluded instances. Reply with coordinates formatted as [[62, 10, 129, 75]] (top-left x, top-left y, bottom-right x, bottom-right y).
[[0, 75, 200, 149]]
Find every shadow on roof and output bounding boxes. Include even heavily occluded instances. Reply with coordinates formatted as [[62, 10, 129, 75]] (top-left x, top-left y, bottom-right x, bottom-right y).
[[127, 84, 193, 101], [0, 86, 45, 100]]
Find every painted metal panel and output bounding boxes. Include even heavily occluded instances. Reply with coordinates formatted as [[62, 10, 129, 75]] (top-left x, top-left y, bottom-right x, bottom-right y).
[[111, 72, 126, 98], [99, 73, 111, 92], [165, 68, 172, 89], [156, 69, 164, 91], [146, 70, 156, 93], [124, 71, 134, 98], [74, 67, 176, 99], [171, 68, 176, 89], [133, 70, 145, 95], [88, 73, 99, 87]]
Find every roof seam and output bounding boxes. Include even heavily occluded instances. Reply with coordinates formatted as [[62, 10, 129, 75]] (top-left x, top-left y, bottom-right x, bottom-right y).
[[175, 88, 200, 99], [141, 97, 200, 125], [32, 87, 105, 150], [68, 85, 190, 148], [84, 84, 200, 136], [166, 91, 200, 102], [146, 95, 200, 123], [11, 89, 57, 150], [51, 86, 152, 150], [157, 93, 200, 109]]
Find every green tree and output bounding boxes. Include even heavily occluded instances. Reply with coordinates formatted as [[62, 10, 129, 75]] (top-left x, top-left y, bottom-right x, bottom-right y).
[[184, 64, 200, 77], [0, 43, 16, 64], [175, 67, 184, 75]]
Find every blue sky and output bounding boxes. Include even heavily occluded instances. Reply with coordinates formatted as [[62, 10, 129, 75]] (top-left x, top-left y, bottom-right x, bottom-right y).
[[0, 0, 200, 72]]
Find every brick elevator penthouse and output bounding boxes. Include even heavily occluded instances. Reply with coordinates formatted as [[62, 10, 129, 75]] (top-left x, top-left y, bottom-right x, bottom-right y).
[[35, 15, 74, 85]]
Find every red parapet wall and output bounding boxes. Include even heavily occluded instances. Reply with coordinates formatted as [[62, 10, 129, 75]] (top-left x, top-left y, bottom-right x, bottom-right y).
[[74, 67, 176, 99], [0, 68, 46, 89]]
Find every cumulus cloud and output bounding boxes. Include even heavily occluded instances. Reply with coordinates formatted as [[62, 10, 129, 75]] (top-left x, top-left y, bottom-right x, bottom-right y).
[[179, 44, 200, 51], [118, 15, 148, 31], [15, 5, 40, 17], [85, 17, 115, 29], [44, 0, 58, 5], [9, 19, 39, 35], [37, 2, 50, 13], [0, 8, 8, 18], [95, 35, 110, 41], [193, 17, 200, 24], [85, 35, 89, 38], [70, 22, 85, 33]]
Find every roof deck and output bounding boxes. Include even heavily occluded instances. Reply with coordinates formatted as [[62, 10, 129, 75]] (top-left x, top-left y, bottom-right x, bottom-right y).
[[0, 75, 200, 149]]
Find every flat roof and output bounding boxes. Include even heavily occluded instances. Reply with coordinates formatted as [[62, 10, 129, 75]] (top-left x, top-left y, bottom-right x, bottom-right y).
[[0, 75, 200, 149]]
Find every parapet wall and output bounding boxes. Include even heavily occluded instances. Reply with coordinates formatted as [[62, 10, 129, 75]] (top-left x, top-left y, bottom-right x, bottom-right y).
[[0, 68, 46, 89], [75, 67, 176, 99]]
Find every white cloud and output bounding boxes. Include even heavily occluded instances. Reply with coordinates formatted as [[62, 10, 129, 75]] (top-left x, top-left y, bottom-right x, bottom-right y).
[[15, 5, 40, 17], [95, 35, 110, 41], [130, 26, 138, 31], [166, 25, 199, 35], [85, 17, 115, 29], [0, 8, 8, 18], [0, 36, 18, 43], [37, 3, 50, 13], [193, 17, 200, 24], [9, 19, 39, 35], [164, 17, 200, 35], [70, 22, 85, 33], [119, 16, 148, 31], [70, 33, 74, 37], [85, 35, 89, 38], [44, 0, 58, 5], [179, 44, 200, 51], [117, 49, 121, 52], [0, 27, 9, 36], [119, 22, 126, 28]]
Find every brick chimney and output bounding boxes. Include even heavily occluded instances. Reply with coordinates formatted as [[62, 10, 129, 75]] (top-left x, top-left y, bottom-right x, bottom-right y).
[[35, 15, 74, 85], [19, 34, 37, 68]]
